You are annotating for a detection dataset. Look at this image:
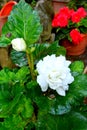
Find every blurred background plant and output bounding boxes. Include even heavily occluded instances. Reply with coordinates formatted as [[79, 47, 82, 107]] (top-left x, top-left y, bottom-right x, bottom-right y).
[[0, 0, 38, 9], [0, 0, 8, 9], [68, 0, 87, 10]]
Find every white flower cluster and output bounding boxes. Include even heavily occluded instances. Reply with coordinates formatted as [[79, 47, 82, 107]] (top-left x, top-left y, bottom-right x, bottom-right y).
[[36, 54, 74, 96], [11, 38, 26, 51]]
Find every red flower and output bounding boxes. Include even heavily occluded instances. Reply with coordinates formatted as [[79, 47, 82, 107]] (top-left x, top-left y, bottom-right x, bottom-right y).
[[71, 7, 87, 23], [59, 6, 71, 19], [52, 13, 60, 27], [52, 6, 87, 47], [52, 18, 59, 27], [57, 14, 68, 27], [69, 9, 75, 15], [70, 29, 83, 45], [52, 14, 68, 27], [77, 7, 87, 18], [71, 11, 81, 23]]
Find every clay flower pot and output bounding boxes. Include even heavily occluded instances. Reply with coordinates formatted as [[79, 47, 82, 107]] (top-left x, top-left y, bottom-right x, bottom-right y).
[[0, 1, 17, 68], [0, 1, 17, 16], [0, 1, 17, 35], [60, 34, 87, 56], [52, 0, 69, 14], [0, 16, 8, 35]]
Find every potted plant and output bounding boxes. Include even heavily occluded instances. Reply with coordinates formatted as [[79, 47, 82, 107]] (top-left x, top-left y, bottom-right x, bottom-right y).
[[52, 6, 87, 56], [0, 0, 87, 129]]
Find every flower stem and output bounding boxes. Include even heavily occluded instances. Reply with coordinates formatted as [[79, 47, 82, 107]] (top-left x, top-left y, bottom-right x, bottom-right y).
[[26, 50, 35, 80]]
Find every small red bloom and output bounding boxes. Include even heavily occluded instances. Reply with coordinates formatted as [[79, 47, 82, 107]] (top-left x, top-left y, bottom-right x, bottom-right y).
[[59, 6, 71, 19], [52, 13, 60, 27], [53, 13, 59, 19], [52, 14, 68, 27], [57, 14, 68, 27], [52, 18, 59, 27], [71, 11, 81, 23], [70, 29, 83, 45], [77, 7, 87, 18], [69, 9, 75, 15]]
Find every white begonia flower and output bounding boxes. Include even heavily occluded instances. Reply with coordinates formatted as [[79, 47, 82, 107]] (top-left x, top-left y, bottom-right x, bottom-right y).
[[11, 38, 27, 51], [36, 54, 74, 96]]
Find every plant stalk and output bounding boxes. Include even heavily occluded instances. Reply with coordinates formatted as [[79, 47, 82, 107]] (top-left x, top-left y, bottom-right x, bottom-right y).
[[26, 50, 35, 80]]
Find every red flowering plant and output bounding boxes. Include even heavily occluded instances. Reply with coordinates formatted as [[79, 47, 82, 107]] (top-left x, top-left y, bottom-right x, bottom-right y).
[[52, 6, 87, 45]]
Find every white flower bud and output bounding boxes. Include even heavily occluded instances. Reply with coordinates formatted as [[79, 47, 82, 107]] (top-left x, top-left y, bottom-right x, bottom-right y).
[[11, 38, 26, 51]]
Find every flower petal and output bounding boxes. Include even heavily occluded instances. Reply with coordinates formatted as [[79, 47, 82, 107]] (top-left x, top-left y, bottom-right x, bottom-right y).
[[56, 87, 66, 96], [37, 75, 48, 92]]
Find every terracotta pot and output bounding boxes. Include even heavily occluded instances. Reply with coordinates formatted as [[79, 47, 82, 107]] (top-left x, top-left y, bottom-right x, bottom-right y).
[[0, 1, 17, 35], [60, 34, 87, 56], [0, 1, 17, 16], [0, 1, 17, 68], [0, 16, 8, 35], [52, 0, 69, 14]]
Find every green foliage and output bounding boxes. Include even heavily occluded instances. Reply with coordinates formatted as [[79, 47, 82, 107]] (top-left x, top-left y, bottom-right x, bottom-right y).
[[0, 67, 34, 129], [68, 0, 87, 10], [81, 18, 87, 28], [70, 60, 84, 75], [2, 114, 27, 130], [11, 49, 28, 67], [0, 0, 43, 47], [0, 66, 30, 84], [0, 36, 11, 47], [0, 0, 87, 129], [33, 41, 66, 62], [36, 111, 87, 130]]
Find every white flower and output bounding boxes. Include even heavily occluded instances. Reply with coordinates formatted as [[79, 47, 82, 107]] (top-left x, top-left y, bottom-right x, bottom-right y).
[[11, 38, 26, 51], [36, 54, 74, 96]]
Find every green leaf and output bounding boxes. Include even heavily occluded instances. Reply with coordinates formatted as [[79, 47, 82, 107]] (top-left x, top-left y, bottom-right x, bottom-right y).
[[36, 113, 71, 130], [0, 91, 9, 101], [25, 122, 35, 130], [3, 115, 26, 130], [12, 96, 34, 120], [55, 28, 70, 41], [16, 66, 30, 83], [0, 123, 7, 130], [11, 49, 28, 67], [0, 36, 11, 47], [13, 95, 34, 119], [26, 81, 42, 102], [33, 41, 66, 63], [26, 80, 38, 89], [1, 0, 43, 47], [69, 111, 87, 130], [80, 18, 87, 27], [71, 74, 87, 97], [0, 68, 16, 84], [70, 61, 84, 73], [49, 98, 71, 115], [0, 85, 23, 118], [21, 97, 34, 119], [0, 67, 30, 84], [36, 110, 87, 130]]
